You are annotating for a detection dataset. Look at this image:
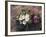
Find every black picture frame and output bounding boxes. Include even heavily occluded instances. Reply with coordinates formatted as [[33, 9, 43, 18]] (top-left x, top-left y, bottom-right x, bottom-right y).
[[5, 1, 45, 36]]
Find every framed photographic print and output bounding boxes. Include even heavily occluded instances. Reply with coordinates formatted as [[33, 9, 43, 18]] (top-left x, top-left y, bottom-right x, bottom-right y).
[[5, 1, 45, 36]]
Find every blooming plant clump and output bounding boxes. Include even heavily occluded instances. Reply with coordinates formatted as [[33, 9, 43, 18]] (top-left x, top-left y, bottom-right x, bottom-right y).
[[16, 10, 30, 25]]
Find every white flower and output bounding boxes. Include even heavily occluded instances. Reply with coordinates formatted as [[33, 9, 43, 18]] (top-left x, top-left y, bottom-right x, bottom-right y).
[[23, 20, 26, 25], [22, 15, 25, 19], [25, 18, 30, 21], [25, 14, 30, 21], [19, 15, 23, 20], [19, 15, 25, 20], [19, 17, 22, 20]]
